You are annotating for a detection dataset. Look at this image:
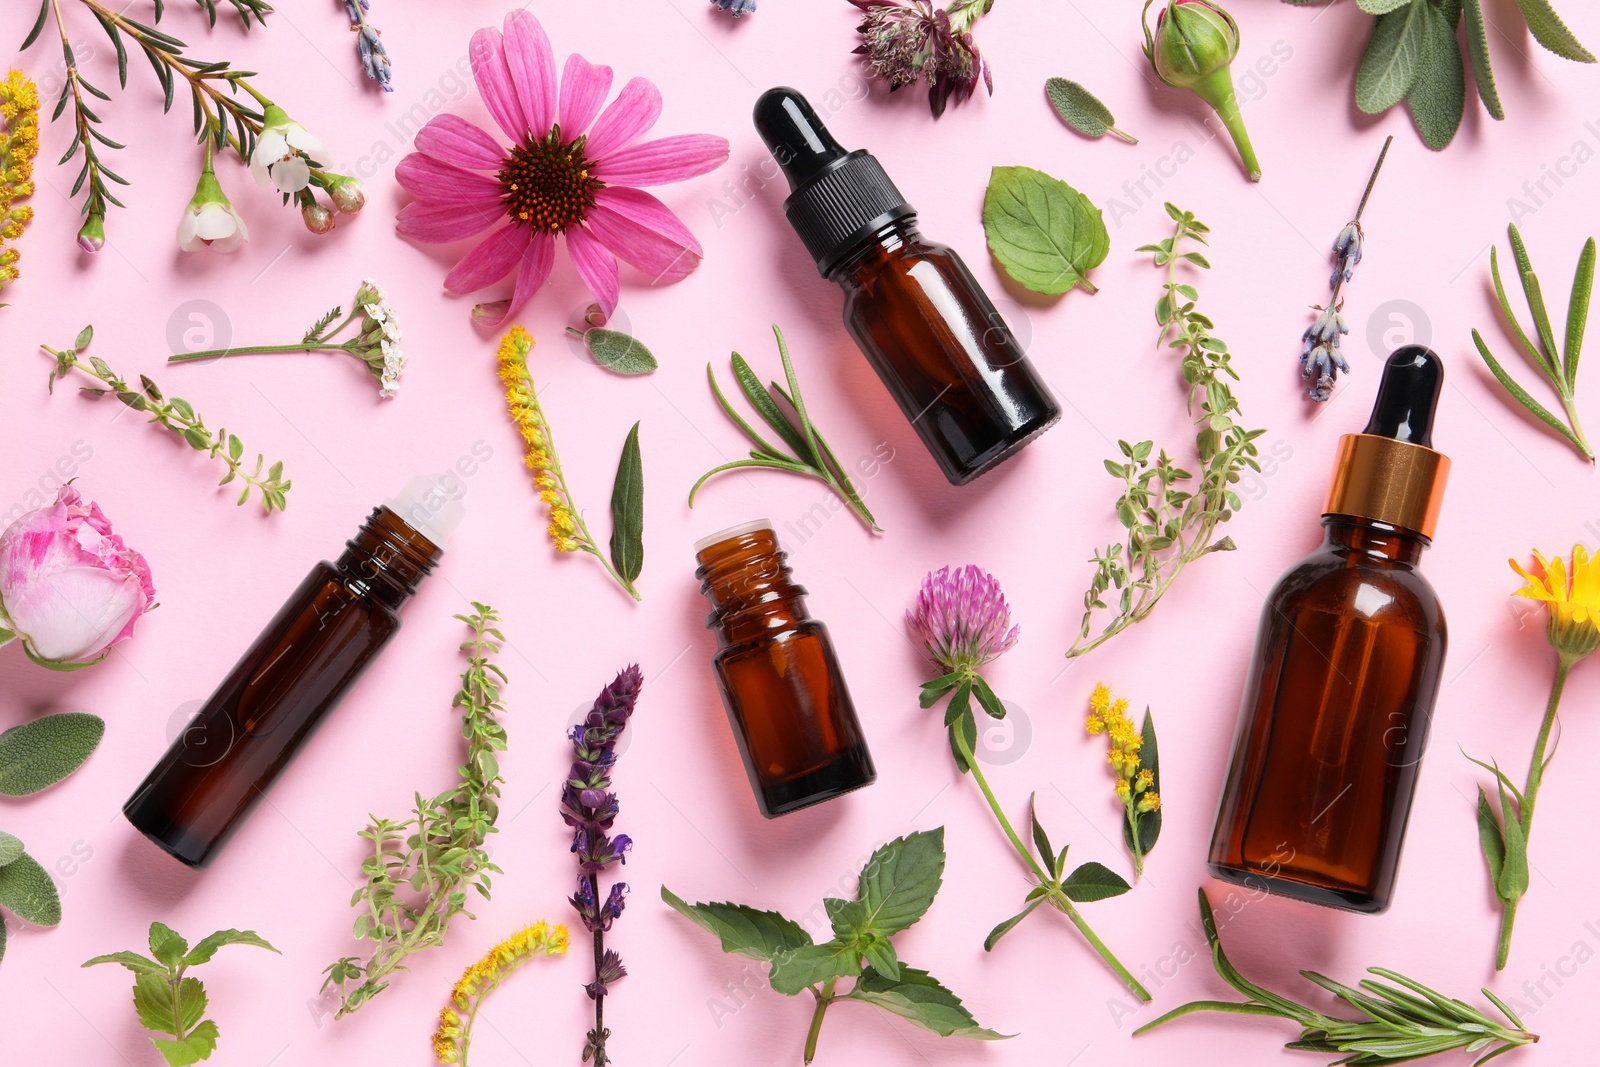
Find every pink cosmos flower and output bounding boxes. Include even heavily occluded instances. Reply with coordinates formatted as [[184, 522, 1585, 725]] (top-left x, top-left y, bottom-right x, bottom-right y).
[[0, 486, 155, 667], [396, 12, 730, 327]]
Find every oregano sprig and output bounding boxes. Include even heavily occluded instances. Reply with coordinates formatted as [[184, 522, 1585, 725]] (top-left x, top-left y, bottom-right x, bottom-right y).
[[1067, 204, 1264, 658], [41, 325, 291, 512]]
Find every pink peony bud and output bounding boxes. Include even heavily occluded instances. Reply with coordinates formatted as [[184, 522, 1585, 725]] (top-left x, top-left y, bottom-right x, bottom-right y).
[[0, 486, 155, 667]]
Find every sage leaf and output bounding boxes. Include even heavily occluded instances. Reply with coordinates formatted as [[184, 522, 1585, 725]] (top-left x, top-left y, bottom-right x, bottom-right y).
[[607, 421, 644, 583], [1062, 861, 1132, 903], [1356, 3, 1431, 114], [0, 851, 61, 925], [1125, 709, 1162, 859], [1044, 78, 1136, 143], [1358, 0, 1414, 13], [982, 165, 1108, 296], [847, 967, 1011, 1040], [0, 919, 6, 964], [1462, 0, 1504, 120], [1405, 0, 1466, 150], [768, 940, 861, 995], [0, 831, 21, 867], [1514, 0, 1596, 63], [0, 711, 106, 796], [572, 327, 658, 376], [853, 828, 944, 937], [659, 888, 812, 962]]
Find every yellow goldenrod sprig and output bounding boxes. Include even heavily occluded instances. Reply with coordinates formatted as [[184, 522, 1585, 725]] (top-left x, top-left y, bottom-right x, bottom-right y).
[[1086, 683, 1162, 879], [496, 327, 645, 601], [433, 921, 569, 1065], [0, 70, 40, 303]]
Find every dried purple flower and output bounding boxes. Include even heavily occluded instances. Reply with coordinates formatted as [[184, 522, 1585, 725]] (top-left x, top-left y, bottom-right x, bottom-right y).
[[850, 0, 996, 118], [907, 564, 1019, 676], [710, 0, 758, 15]]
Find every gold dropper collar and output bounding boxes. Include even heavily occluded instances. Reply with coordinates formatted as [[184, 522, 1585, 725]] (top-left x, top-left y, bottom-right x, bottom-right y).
[[1323, 433, 1449, 541]]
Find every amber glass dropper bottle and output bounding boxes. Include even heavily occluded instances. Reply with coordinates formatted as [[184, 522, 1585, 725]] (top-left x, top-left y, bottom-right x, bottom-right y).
[[1208, 347, 1451, 913], [754, 87, 1061, 485], [124, 477, 464, 868]]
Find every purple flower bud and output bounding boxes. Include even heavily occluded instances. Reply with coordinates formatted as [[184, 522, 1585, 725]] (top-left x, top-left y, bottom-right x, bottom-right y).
[[603, 882, 629, 923], [906, 565, 1020, 675]]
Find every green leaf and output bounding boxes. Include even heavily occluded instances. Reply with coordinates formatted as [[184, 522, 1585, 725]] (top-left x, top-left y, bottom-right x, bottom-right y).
[[730, 352, 811, 462], [183, 929, 278, 966], [0, 918, 6, 965], [1564, 237, 1594, 393], [1359, 0, 1414, 12], [1356, 3, 1431, 114], [75, 325, 94, 350], [660, 887, 812, 962], [861, 937, 900, 981], [1125, 709, 1162, 859], [133, 971, 179, 1033], [0, 832, 22, 867], [918, 672, 961, 708], [853, 828, 944, 938], [175, 976, 207, 1032], [1405, 1, 1465, 150], [575, 327, 659, 375], [847, 967, 1011, 1040], [982, 898, 1044, 951], [768, 940, 861, 995], [1044, 78, 1136, 143], [149, 923, 189, 968], [0, 712, 106, 796], [1475, 787, 1507, 892], [1028, 795, 1053, 868], [1062, 861, 1132, 903], [1514, 0, 1596, 63], [83, 950, 164, 974], [607, 421, 644, 583], [1472, 330, 1588, 453], [1461, 0, 1504, 120], [150, 1017, 218, 1067], [0, 851, 60, 925], [982, 165, 1109, 296], [1494, 782, 1529, 902], [970, 674, 1007, 720]]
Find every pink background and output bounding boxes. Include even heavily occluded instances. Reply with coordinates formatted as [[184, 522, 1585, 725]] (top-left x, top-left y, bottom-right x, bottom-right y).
[[4, 1, 1599, 1064]]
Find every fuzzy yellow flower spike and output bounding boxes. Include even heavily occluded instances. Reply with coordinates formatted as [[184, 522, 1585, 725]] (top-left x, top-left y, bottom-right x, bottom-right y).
[[0, 70, 40, 301], [1511, 545, 1600, 661], [1085, 682, 1162, 879], [433, 921, 569, 1065]]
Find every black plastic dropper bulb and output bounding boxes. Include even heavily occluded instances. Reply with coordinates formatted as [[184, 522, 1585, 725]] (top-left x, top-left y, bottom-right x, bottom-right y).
[[753, 86, 1061, 486]]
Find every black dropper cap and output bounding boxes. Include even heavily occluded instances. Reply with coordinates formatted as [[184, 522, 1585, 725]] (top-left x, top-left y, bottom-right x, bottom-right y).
[[1361, 345, 1444, 448], [754, 87, 914, 277]]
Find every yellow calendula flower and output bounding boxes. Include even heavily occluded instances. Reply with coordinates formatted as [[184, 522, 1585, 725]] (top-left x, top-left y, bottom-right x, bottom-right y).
[[434, 921, 569, 1066], [0, 70, 39, 299], [1512, 545, 1600, 662]]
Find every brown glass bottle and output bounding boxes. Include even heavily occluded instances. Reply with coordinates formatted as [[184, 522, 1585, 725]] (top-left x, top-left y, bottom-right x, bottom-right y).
[[125, 484, 459, 867], [1208, 347, 1450, 913], [694, 521, 876, 817], [755, 88, 1061, 485]]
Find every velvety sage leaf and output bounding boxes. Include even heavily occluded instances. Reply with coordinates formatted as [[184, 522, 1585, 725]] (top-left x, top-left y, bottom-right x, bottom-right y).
[[1062, 861, 1132, 903], [1125, 709, 1162, 858], [1515, 0, 1596, 63], [183, 929, 278, 967], [0, 712, 106, 796], [150, 1018, 218, 1067], [768, 940, 861, 995], [1475, 787, 1507, 893], [660, 887, 812, 962], [0, 831, 22, 867], [1044, 78, 1135, 143], [1358, 0, 1414, 13], [1461, 0, 1503, 120], [0, 851, 60, 925], [1405, 1, 1465, 150], [1356, 3, 1431, 114], [982, 165, 1108, 296], [848, 967, 1011, 1040], [982, 898, 1043, 952], [0, 918, 6, 964], [148, 922, 189, 968], [607, 421, 644, 583], [578, 327, 658, 376], [854, 828, 944, 937]]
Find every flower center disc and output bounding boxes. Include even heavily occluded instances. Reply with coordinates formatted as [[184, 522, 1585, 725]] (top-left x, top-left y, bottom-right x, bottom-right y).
[[498, 128, 602, 234]]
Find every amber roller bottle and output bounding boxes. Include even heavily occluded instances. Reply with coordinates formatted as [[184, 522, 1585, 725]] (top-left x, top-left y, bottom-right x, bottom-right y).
[[695, 521, 876, 817], [754, 87, 1061, 485], [124, 478, 462, 867], [1208, 347, 1451, 913]]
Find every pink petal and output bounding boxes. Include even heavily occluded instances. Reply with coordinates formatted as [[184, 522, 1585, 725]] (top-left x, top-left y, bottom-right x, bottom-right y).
[[396, 153, 503, 205], [397, 199, 503, 243], [593, 134, 730, 187], [566, 224, 620, 319], [477, 232, 556, 328], [589, 187, 704, 283], [444, 225, 530, 294], [559, 54, 613, 136], [585, 77, 661, 159], [415, 114, 506, 172], [469, 26, 528, 140], [502, 12, 558, 135]]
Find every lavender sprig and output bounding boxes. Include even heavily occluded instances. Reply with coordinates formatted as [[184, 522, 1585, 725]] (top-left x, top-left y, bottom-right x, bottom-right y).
[[563, 666, 643, 1067], [710, 0, 757, 15], [341, 0, 392, 91]]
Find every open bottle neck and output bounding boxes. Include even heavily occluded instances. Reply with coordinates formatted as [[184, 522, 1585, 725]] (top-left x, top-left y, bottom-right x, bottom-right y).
[[695, 525, 811, 647], [1320, 515, 1428, 565], [336, 506, 443, 609]]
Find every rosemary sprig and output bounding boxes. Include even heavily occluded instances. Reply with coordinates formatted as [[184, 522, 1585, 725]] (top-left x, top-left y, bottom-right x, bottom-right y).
[[1137, 889, 1539, 1066], [691, 325, 880, 533], [1067, 204, 1263, 659], [322, 605, 509, 1018], [1471, 222, 1594, 462], [41, 325, 291, 512]]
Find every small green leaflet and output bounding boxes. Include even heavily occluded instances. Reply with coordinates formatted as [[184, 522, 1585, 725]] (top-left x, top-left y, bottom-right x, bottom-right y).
[[982, 165, 1109, 296], [569, 326, 659, 375], [0, 712, 106, 796], [846, 967, 1010, 1040], [1061, 861, 1132, 903], [607, 421, 644, 583], [1125, 708, 1162, 860], [1044, 78, 1136, 143]]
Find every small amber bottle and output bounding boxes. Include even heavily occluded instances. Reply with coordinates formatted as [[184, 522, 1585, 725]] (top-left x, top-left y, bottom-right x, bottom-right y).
[[754, 87, 1061, 485], [124, 478, 463, 867], [1208, 347, 1451, 913], [694, 521, 876, 816]]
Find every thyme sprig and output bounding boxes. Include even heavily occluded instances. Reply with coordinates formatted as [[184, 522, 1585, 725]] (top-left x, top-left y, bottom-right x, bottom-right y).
[[41, 325, 291, 512], [1137, 889, 1539, 1066], [322, 606, 509, 1018], [1067, 204, 1263, 658]]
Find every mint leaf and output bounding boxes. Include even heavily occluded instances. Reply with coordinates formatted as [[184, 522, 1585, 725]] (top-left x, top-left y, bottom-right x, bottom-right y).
[[83, 950, 164, 974], [1356, 3, 1431, 114], [0, 851, 61, 925], [175, 977, 207, 1033], [861, 937, 899, 981], [982, 165, 1108, 296], [133, 972, 179, 1034], [0, 831, 22, 867], [847, 967, 1010, 1040], [149, 923, 189, 968], [853, 828, 944, 938], [1405, 0, 1466, 149], [149, 1018, 218, 1067], [768, 941, 861, 996], [1062, 861, 1132, 903], [0, 712, 106, 796], [660, 888, 812, 962], [183, 929, 278, 967]]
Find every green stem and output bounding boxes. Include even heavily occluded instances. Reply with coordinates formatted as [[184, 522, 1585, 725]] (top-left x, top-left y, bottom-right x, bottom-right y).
[[1560, 395, 1595, 460], [803, 978, 838, 1065], [1193, 68, 1260, 182], [1049, 895, 1150, 1002], [1126, 802, 1145, 880], [168, 342, 356, 363], [953, 720, 1051, 884]]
